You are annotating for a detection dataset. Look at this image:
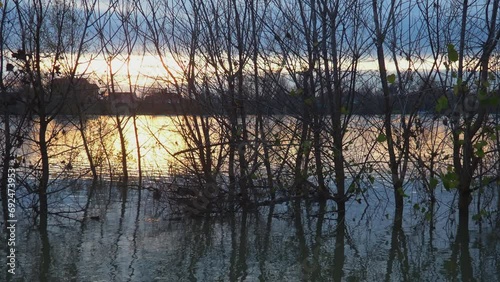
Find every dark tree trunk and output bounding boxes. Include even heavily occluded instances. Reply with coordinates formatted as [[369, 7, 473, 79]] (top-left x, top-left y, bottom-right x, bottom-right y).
[[116, 116, 128, 183], [79, 118, 98, 180], [458, 182, 472, 225], [132, 115, 142, 187], [39, 119, 49, 230], [372, 0, 404, 214]]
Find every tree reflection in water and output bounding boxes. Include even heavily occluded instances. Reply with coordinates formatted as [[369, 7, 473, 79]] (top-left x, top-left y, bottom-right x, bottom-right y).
[[384, 215, 409, 282], [1, 183, 500, 281], [39, 226, 51, 282], [445, 218, 475, 282]]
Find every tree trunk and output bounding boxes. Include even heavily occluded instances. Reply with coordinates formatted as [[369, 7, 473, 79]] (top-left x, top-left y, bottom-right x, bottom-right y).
[[458, 180, 472, 225], [312, 119, 327, 197], [78, 116, 98, 180], [372, 0, 404, 214], [39, 120, 50, 230], [294, 119, 309, 195], [132, 115, 142, 187], [116, 116, 128, 183]]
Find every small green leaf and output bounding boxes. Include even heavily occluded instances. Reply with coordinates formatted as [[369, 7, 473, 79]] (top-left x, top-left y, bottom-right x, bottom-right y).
[[290, 88, 303, 97], [376, 133, 387, 142], [302, 140, 311, 150], [475, 148, 485, 158], [473, 141, 487, 158], [473, 140, 487, 150], [304, 97, 315, 106], [436, 95, 448, 112], [489, 72, 496, 81], [396, 187, 409, 198], [472, 212, 484, 222], [387, 74, 396, 84], [429, 177, 438, 189], [441, 169, 459, 190], [368, 175, 375, 184], [348, 182, 357, 193], [489, 132, 497, 141], [447, 44, 458, 62]]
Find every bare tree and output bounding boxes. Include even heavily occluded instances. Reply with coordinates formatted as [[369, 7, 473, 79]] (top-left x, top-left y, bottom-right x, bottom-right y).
[[445, 0, 500, 226], [0, 0, 32, 229], [7, 0, 97, 228], [137, 0, 229, 213], [371, 0, 407, 217]]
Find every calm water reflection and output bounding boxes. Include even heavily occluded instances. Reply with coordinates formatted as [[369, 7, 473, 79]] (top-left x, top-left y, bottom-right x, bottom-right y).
[[2, 115, 499, 281], [1, 181, 499, 281]]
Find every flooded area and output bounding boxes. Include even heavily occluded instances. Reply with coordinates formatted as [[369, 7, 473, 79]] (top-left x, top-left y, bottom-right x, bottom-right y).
[[1, 180, 500, 281], [1, 115, 500, 281]]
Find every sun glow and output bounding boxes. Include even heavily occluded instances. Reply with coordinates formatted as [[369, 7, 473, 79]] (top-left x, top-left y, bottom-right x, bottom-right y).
[[76, 53, 181, 94], [72, 48, 441, 97]]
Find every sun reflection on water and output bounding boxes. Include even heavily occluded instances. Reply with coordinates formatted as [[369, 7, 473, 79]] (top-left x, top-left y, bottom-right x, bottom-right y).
[[16, 114, 457, 182]]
